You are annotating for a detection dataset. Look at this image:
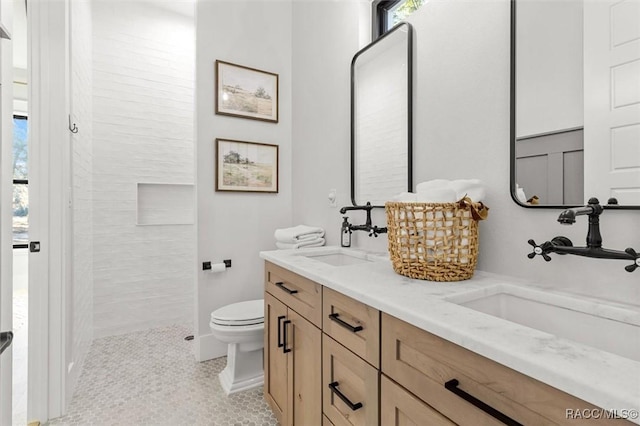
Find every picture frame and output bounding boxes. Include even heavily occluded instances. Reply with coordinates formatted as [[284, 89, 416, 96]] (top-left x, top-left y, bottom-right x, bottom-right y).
[[215, 60, 279, 123], [215, 138, 279, 193]]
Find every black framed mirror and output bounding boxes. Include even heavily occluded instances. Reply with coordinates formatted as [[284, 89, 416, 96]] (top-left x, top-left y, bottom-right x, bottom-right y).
[[510, 0, 640, 209], [351, 22, 413, 207]]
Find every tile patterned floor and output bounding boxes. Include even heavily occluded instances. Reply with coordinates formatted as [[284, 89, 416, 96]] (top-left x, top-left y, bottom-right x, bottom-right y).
[[47, 325, 278, 426]]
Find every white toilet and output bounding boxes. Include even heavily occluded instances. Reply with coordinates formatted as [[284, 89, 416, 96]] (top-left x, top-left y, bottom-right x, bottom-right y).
[[209, 299, 265, 395]]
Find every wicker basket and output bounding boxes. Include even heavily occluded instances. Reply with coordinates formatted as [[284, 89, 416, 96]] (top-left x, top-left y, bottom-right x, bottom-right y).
[[385, 198, 489, 282]]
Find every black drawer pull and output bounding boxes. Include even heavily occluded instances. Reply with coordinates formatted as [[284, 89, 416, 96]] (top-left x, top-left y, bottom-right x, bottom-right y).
[[328, 313, 363, 333], [282, 320, 292, 353], [277, 315, 286, 348], [275, 282, 298, 294], [444, 379, 523, 426], [328, 381, 363, 411]]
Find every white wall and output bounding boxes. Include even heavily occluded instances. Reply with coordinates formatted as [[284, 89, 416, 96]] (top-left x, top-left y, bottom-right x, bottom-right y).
[[292, 0, 369, 248], [67, 0, 93, 404], [91, 1, 196, 338], [292, 0, 640, 306], [195, 0, 293, 361], [516, 0, 583, 137]]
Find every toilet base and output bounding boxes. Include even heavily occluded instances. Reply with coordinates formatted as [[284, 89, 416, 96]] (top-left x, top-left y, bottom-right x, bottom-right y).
[[218, 343, 264, 396]]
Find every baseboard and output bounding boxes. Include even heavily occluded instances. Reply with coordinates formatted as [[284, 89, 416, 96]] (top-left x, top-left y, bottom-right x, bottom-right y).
[[195, 332, 226, 362]]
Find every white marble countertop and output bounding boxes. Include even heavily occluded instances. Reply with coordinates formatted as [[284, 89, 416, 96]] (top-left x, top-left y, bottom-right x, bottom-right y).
[[260, 246, 640, 423]]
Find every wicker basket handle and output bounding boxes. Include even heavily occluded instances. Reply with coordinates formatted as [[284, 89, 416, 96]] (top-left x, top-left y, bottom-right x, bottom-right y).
[[459, 197, 489, 221]]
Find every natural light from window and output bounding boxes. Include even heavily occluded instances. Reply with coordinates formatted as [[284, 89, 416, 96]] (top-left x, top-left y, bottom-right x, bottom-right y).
[[388, 0, 426, 28], [13, 115, 28, 247]]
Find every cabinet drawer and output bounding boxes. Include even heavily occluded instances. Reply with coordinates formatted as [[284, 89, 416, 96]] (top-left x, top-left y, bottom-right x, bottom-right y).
[[323, 415, 335, 426], [323, 288, 380, 367], [382, 313, 630, 426], [265, 262, 322, 327], [323, 334, 379, 426], [381, 375, 455, 426]]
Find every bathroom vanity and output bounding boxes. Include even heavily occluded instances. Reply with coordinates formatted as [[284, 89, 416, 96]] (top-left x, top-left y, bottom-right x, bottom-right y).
[[261, 247, 639, 426]]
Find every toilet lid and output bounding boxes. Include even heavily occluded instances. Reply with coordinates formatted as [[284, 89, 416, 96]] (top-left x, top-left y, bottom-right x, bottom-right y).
[[211, 299, 264, 326]]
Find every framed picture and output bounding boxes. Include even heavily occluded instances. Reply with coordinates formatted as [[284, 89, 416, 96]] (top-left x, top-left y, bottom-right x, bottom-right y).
[[215, 60, 279, 123], [215, 138, 279, 193]]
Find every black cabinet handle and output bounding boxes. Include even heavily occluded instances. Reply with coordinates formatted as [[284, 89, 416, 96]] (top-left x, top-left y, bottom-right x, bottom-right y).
[[328, 313, 363, 333], [444, 379, 523, 426], [277, 315, 286, 348], [275, 282, 298, 294], [328, 381, 363, 411], [282, 320, 292, 353], [0, 331, 13, 356]]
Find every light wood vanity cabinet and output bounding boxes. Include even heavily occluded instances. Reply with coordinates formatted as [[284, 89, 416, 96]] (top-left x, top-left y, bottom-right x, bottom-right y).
[[265, 262, 322, 327], [322, 332, 379, 426], [381, 312, 633, 426], [381, 375, 456, 426], [265, 261, 629, 426], [322, 288, 380, 426], [264, 263, 322, 426], [323, 288, 380, 368]]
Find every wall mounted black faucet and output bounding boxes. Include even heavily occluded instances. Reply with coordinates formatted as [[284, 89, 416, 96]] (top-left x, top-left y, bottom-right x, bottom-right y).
[[339, 202, 388, 238], [528, 198, 640, 272]]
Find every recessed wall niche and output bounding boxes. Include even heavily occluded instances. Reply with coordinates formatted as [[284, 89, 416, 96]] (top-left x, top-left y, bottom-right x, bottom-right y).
[[136, 183, 195, 226]]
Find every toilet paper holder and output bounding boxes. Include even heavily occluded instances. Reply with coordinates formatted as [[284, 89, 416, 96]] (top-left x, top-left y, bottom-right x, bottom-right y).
[[203, 259, 232, 271]]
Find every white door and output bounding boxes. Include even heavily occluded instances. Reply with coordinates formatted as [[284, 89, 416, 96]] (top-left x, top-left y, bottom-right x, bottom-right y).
[[584, 0, 640, 204], [0, 0, 14, 424]]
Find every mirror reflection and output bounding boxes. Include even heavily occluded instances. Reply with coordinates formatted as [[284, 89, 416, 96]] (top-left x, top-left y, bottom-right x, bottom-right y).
[[512, 0, 640, 207], [352, 22, 413, 207]]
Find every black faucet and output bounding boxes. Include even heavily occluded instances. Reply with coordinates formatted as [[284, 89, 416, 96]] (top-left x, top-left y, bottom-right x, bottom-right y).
[[339, 202, 388, 237], [528, 198, 640, 272]]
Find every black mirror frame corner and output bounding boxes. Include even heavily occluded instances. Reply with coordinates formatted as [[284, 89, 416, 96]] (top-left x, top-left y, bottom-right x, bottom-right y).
[[350, 21, 414, 208]]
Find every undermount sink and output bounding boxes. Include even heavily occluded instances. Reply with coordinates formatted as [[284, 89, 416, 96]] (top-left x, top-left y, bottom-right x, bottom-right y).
[[446, 284, 640, 362], [300, 249, 376, 266]]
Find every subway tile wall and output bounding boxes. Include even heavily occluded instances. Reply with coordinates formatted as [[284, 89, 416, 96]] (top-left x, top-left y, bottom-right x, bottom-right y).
[[69, 0, 94, 398], [91, 2, 196, 338]]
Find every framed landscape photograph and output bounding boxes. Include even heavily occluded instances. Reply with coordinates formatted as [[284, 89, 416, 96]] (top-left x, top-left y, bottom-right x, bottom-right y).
[[215, 138, 279, 193], [215, 60, 279, 123]]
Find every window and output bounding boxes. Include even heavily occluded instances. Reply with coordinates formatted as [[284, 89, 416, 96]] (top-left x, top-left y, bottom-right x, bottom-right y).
[[373, 0, 426, 39], [13, 115, 28, 249]]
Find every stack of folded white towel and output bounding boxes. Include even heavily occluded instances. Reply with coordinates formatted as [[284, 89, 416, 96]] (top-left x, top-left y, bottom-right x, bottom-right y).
[[391, 178, 486, 203], [274, 225, 326, 249]]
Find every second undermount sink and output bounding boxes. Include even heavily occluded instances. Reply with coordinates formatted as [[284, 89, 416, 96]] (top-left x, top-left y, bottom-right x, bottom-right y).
[[445, 284, 640, 362]]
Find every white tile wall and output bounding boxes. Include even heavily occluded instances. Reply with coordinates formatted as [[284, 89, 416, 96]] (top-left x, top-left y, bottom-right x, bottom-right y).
[[137, 183, 195, 226], [91, 1, 195, 338], [68, 0, 94, 402]]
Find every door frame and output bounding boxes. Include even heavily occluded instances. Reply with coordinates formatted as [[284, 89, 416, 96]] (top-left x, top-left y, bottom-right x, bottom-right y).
[[0, 0, 15, 423], [27, 0, 71, 421]]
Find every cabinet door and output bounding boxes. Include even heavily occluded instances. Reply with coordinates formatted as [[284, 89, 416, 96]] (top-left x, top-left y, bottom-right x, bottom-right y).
[[264, 293, 289, 425], [323, 334, 379, 426], [287, 309, 322, 426], [381, 375, 455, 426]]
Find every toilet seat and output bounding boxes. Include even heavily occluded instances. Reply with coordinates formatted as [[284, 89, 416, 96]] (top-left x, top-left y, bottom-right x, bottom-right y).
[[211, 299, 264, 327]]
